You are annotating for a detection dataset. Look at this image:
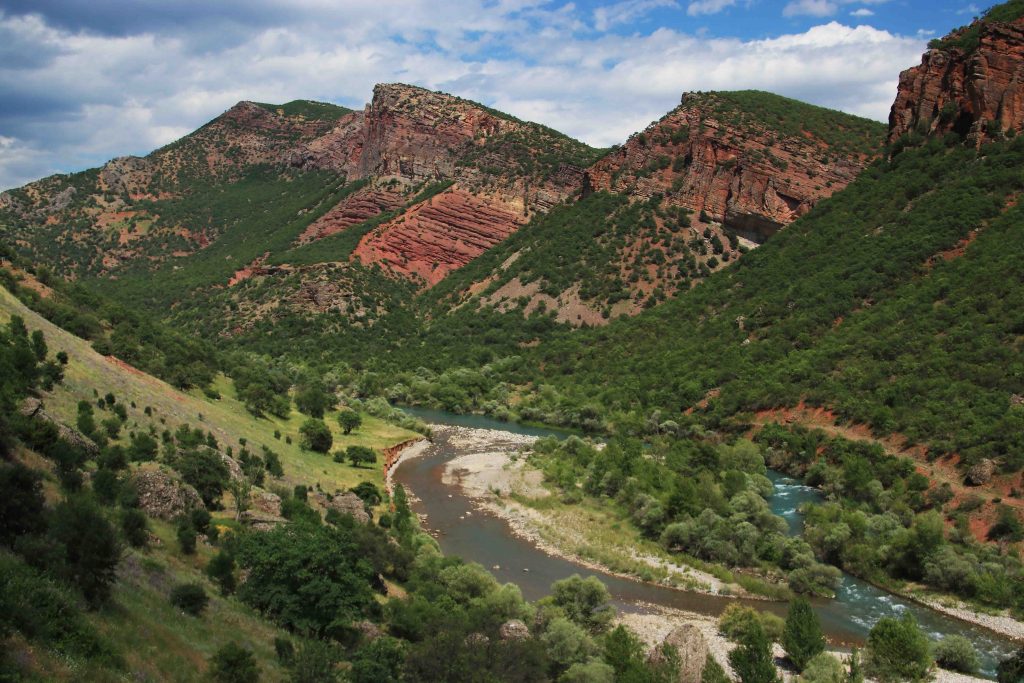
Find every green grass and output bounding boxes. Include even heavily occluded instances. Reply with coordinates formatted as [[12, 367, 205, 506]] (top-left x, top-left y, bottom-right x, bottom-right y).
[[0, 286, 418, 496]]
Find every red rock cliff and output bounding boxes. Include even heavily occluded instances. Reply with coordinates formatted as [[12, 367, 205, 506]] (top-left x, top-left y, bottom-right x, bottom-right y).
[[889, 16, 1024, 144]]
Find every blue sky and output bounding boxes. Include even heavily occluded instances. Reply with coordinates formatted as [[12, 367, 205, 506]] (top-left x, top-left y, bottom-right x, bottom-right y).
[[0, 0, 988, 190]]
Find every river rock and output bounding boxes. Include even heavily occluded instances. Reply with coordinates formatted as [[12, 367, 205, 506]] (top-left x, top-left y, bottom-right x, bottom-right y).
[[499, 619, 531, 641], [130, 464, 204, 520], [966, 459, 996, 486], [648, 623, 708, 683]]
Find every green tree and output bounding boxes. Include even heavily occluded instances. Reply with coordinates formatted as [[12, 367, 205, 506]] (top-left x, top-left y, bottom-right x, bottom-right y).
[[349, 636, 405, 683], [728, 621, 780, 683], [178, 449, 229, 508], [347, 445, 377, 468], [121, 508, 149, 548], [206, 550, 237, 595], [49, 496, 121, 607], [295, 384, 334, 419], [997, 647, 1024, 683], [337, 409, 362, 435], [209, 642, 260, 683], [864, 613, 933, 683], [299, 418, 333, 453], [0, 461, 46, 545], [783, 597, 825, 671], [551, 575, 614, 634]]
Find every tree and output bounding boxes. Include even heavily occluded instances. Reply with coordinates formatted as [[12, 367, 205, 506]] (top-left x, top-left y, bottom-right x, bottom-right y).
[[206, 550, 237, 595], [349, 636, 405, 683], [177, 517, 197, 555], [347, 445, 377, 468], [295, 384, 334, 419], [299, 418, 333, 453], [337, 409, 362, 435], [728, 621, 780, 683], [178, 449, 229, 508], [702, 655, 731, 683], [49, 496, 122, 607], [121, 508, 149, 548], [783, 597, 825, 671], [864, 613, 933, 683], [169, 582, 208, 616], [551, 575, 614, 634], [231, 477, 252, 521], [934, 635, 979, 675], [209, 642, 259, 683], [997, 647, 1024, 683], [350, 482, 382, 509], [0, 461, 46, 545]]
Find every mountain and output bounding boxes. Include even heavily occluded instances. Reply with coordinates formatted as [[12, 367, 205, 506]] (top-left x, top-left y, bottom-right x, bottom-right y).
[[890, 4, 1024, 145]]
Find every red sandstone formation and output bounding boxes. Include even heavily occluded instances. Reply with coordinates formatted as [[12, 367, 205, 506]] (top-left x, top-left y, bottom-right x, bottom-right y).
[[353, 187, 523, 285], [889, 16, 1024, 144], [297, 185, 406, 244], [585, 93, 871, 241]]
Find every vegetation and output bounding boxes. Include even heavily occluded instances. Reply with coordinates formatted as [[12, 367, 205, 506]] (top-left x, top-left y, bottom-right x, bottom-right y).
[[864, 613, 933, 683], [928, 0, 1024, 52], [782, 597, 825, 671]]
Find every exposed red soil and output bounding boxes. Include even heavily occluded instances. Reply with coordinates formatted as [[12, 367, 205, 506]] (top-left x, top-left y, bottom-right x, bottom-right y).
[[296, 185, 406, 244], [353, 187, 523, 286]]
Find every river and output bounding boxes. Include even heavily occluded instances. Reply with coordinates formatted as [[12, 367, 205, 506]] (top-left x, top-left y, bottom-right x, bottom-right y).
[[393, 407, 1017, 677]]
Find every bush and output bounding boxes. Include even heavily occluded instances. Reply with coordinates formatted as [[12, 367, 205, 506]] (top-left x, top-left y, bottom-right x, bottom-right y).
[[720, 604, 784, 643], [998, 647, 1024, 683], [702, 654, 730, 683], [209, 642, 259, 683], [728, 620, 780, 683], [337, 409, 362, 435], [206, 550, 236, 595], [865, 613, 933, 683], [783, 597, 825, 671], [178, 449, 229, 508], [798, 653, 845, 683], [299, 418, 333, 453], [49, 496, 122, 607], [121, 508, 149, 548], [169, 582, 208, 616], [177, 518, 197, 555], [934, 635, 979, 675]]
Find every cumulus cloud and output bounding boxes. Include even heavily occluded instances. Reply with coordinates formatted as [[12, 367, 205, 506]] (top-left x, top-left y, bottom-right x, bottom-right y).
[[594, 0, 678, 31], [850, 8, 874, 17], [783, 0, 889, 18], [0, 3, 924, 190]]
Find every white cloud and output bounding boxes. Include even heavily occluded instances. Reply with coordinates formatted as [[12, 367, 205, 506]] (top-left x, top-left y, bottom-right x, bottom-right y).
[[686, 0, 737, 16], [784, 0, 837, 17], [957, 3, 981, 15], [0, 6, 925, 190], [594, 0, 678, 31], [850, 8, 874, 17]]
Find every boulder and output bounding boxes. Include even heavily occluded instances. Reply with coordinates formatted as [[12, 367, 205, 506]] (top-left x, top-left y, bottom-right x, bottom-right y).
[[130, 465, 204, 520], [648, 623, 708, 683], [499, 619, 531, 641], [220, 453, 244, 481], [327, 491, 370, 524], [240, 510, 287, 531], [251, 490, 282, 517], [354, 620, 383, 642], [966, 459, 996, 486]]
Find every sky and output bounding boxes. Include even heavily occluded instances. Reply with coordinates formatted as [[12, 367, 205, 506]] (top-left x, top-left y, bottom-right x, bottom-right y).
[[0, 0, 989, 190]]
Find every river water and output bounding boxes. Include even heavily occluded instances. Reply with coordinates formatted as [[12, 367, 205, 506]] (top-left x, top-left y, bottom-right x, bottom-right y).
[[394, 407, 1017, 677]]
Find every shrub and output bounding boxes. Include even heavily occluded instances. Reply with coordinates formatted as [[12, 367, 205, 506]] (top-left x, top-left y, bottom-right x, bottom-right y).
[[798, 653, 845, 683], [728, 620, 780, 683], [337, 409, 362, 435], [208, 642, 259, 683], [998, 647, 1024, 683], [934, 635, 979, 675], [720, 604, 784, 643], [177, 518, 197, 555], [206, 550, 236, 595], [169, 582, 208, 616], [121, 508, 149, 548], [702, 654, 730, 683], [299, 418, 333, 453], [864, 613, 933, 683], [49, 496, 122, 607], [783, 597, 825, 671]]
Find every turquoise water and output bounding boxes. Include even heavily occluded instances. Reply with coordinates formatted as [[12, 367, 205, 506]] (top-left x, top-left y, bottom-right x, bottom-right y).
[[396, 407, 1018, 676]]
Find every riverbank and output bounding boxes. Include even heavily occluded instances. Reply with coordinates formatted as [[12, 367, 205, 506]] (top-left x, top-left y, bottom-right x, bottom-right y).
[[384, 437, 430, 494], [436, 423, 751, 598], [619, 604, 990, 683]]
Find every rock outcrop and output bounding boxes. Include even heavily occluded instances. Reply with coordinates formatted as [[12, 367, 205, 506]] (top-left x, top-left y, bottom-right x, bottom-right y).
[[498, 619, 531, 641], [889, 15, 1024, 144], [19, 397, 99, 456], [130, 464, 204, 520], [648, 623, 709, 683], [966, 458, 997, 485], [586, 92, 875, 242], [297, 184, 407, 244], [312, 491, 371, 524], [354, 187, 523, 285]]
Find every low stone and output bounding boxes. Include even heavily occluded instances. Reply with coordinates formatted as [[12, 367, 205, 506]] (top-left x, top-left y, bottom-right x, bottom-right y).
[[251, 490, 282, 517], [327, 491, 370, 524], [648, 623, 708, 683], [130, 465, 204, 520], [966, 459, 996, 486], [499, 619, 531, 641]]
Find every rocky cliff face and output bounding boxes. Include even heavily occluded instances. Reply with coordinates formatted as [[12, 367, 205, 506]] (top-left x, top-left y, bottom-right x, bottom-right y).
[[889, 16, 1024, 144], [586, 92, 877, 242]]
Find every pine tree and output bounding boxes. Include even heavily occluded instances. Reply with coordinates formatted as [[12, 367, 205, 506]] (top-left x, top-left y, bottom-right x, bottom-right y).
[[729, 621, 780, 683], [783, 597, 825, 671]]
